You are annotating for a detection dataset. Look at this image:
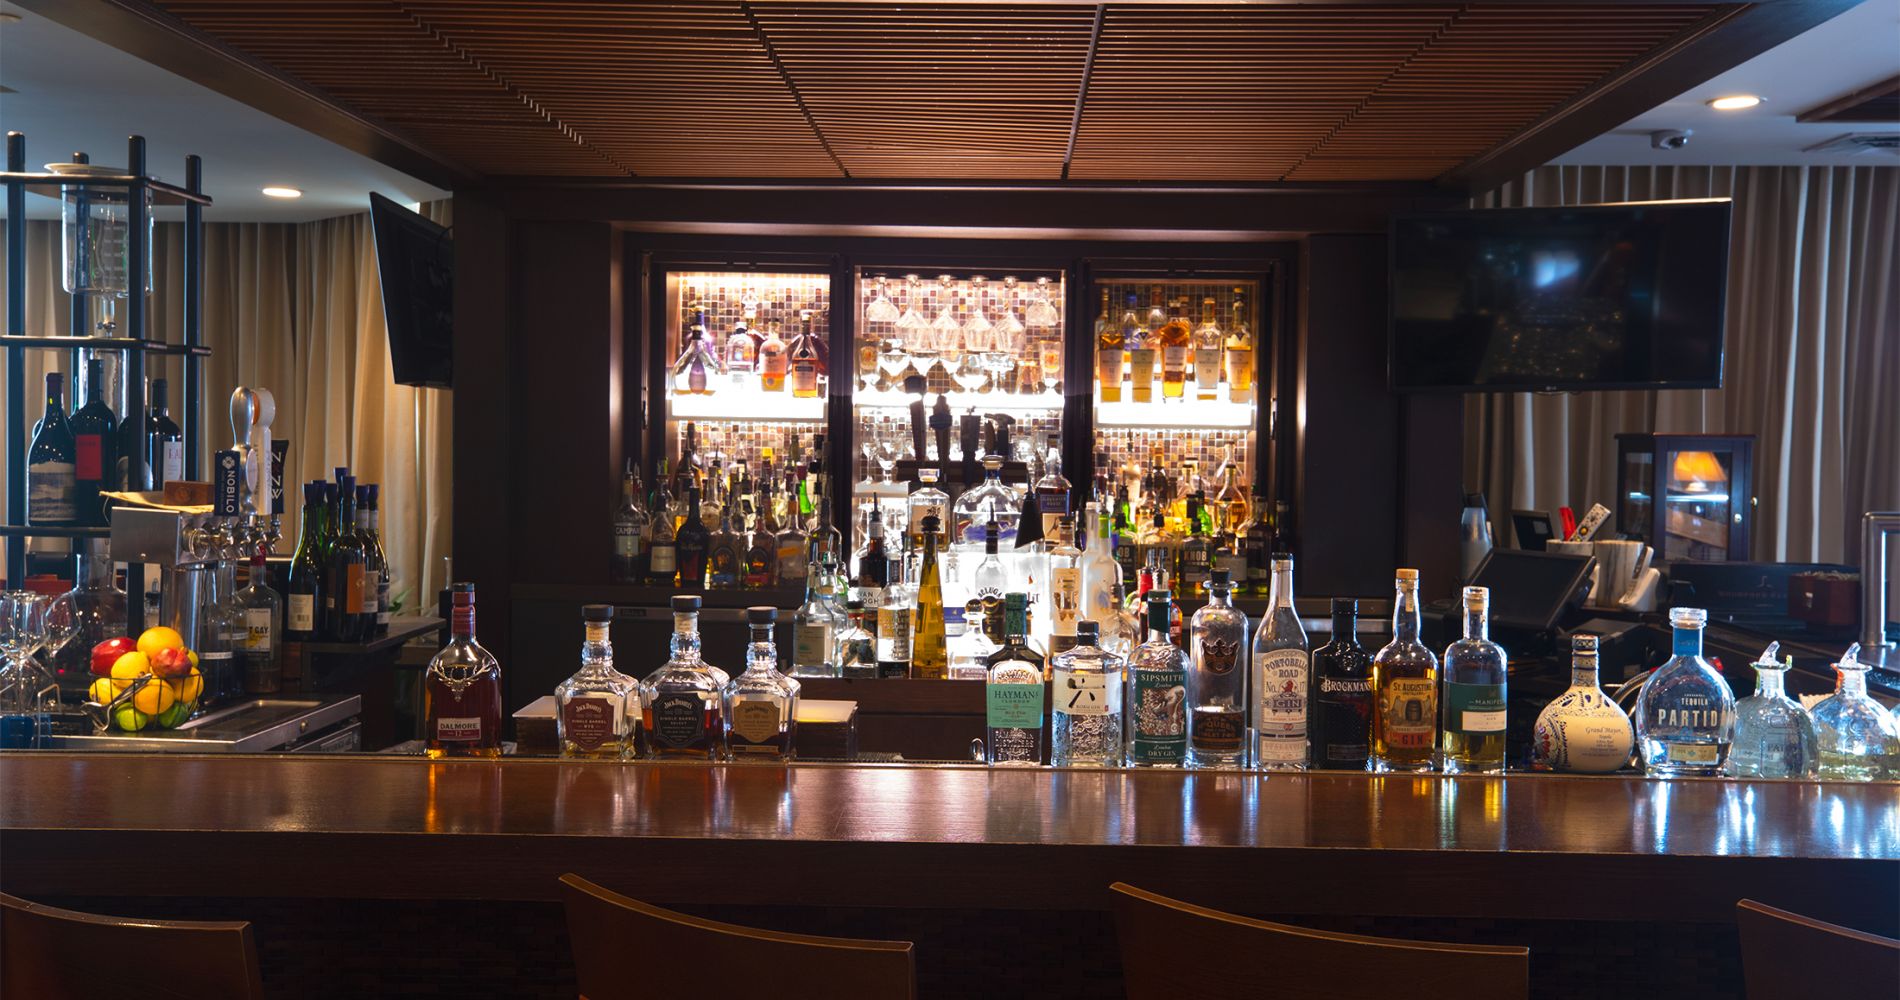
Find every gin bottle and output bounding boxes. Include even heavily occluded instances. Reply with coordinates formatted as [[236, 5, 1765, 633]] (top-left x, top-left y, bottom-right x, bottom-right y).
[[555, 604, 636, 760], [1810, 643, 1899, 781], [1128, 592, 1189, 767], [1729, 642, 1818, 778], [1530, 634, 1634, 773], [983, 593, 1045, 766], [1634, 607, 1736, 776], [1439, 586, 1508, 774], [1251, 553, 1309, 770], [1372, 569, 1437, 772], [640, 595, 728, 761], [1310, 598, 1374, 771], [1187, 570, 1248, 768], [725, 606, 800, 761], [1051, 620, 1124, 766]]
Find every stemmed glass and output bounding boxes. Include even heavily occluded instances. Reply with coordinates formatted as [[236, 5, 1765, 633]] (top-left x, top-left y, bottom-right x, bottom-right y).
[[1039, 338, 1064, 395], [961, 276, 992, 349], [865, 275, 900, 324], [895, 274, 927, 332], [996, 276, 1027, 347], [0, 592, 63, 745], [1026, 276, 1060, 328]]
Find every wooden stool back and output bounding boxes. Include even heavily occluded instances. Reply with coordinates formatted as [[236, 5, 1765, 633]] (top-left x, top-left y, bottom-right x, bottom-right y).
[[0, 892, 263, 1000], [1110, 882, 1528, 1000], [559, 874, 915, 1000], [1737, 899, 1900, 1000]]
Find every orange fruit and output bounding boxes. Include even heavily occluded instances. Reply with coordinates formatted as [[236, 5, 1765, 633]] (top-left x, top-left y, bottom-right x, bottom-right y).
[[173, 670, 204, 706], [136, 626, 185, 660], [131, 676, 176, 716]]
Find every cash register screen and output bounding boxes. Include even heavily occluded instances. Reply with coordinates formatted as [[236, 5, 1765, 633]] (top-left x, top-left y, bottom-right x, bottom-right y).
[[1470, 549, 1593, 632]]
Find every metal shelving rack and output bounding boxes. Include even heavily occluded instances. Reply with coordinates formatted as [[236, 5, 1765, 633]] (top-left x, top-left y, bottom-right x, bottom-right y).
[[3, 132, 210, 596]]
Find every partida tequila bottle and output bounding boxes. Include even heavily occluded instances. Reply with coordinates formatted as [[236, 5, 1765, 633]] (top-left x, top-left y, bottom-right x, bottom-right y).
[[1634, 607, 1735, 777], [1251, 553, 1309, 770]]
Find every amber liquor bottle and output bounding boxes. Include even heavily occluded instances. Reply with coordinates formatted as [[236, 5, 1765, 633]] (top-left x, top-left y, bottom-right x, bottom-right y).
[[424, 583, 504, 759], [640, 595, 729, 760]]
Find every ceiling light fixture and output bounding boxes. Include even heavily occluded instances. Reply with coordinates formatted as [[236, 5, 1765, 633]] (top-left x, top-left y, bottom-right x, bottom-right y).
[[261, 186, 303, 198], [1708, 95, 1763, 111]]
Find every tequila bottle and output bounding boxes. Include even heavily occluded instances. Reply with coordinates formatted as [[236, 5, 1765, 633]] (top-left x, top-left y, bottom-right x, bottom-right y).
[[1810, 643, 1898, 781], [1192, 297, 1223, 401], [1051, 620, 1123, 767], [1439, 586, 1508, 774], [1310, 598, 1374, 771], [725, 606, 800, 761], [837, 600, 878, 680], [1252, 554, 1309, 770], [912, 515, 948, 679], [983, 593, 1045, 765], [1635, 607, 1736, 776], [640, 595, 728, 761], [1128, 592, 1189, 767], [1372, 569, 1437, 772], [1530, 634, 1634, 773], [1046, 515, 1082, 658], [424, 583, 503, 759], [1187, 570, 1248, 768], [791, 545, 841, 678], [554, 604, 637, 760], [1729, 642, 1818, 778]]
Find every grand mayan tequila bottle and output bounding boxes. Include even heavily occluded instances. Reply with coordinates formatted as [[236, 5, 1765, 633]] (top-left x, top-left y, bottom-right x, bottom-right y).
[[1530, 634, 1633, 773], [1635, 607, 1735, 776]]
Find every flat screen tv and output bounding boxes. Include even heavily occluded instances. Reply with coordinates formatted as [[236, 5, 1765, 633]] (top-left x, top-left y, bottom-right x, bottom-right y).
[[368, 192, 454, 389], [1389, 200, 1730, 392]]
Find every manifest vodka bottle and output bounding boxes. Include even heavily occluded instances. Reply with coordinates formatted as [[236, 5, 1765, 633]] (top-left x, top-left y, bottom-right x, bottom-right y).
[[1634, 607, 1736, 777], [1439, 586, 1508, 774], [1728, 641, 1818, 779]]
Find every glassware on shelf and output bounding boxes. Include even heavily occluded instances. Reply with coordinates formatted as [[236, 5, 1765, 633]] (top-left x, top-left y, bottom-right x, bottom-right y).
[[1810, 643, 1899, 781], [1025, 276, 1060, 328], [0, 591, 60, 749], [1726, 641, 1818, 778], [53, 162, 155, 328], [1634, 606, 1735, 777], [865, 274, 901, 324], [895, 274, 927, 331], [962, 275, 993, 344]]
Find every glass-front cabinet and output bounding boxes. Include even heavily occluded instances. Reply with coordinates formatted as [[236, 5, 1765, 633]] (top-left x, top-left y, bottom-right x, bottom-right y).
[[1615, 433, 1754, 562]]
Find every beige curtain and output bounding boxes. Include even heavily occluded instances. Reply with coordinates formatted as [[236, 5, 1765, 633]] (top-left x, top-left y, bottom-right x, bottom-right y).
[[1465, 165, 1900, 617], [3, 205, 453, 611]]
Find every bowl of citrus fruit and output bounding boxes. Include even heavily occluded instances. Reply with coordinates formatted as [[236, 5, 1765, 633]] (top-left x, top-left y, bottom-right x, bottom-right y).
[[85, 626, 204, 731]]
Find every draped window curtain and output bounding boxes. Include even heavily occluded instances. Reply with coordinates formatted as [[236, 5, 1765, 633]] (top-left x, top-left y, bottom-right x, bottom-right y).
[[1465, 165, 1899, 617], [2, 203, 453, 612]]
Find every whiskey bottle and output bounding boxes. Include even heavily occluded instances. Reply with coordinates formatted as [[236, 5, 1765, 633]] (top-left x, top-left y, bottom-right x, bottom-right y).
[[758, 322, 789, 392], [724, 304, 758, 380], [1251, 554, 1309, 770], [1034, 435, 1071, 540], [424, 583, 504, 759], [1192, 297, 1223, 402], [1530, 633, 1634, 773], [1125, 292, 1156, 404], [640, 595, 728, 761], [707, 508, 744, 589], [912, 515, 948, 679], [1187, 569, 1248, 768], [1095, 288, 1124, 404], [1633, 607, 1735, 776], [907, 468, 951, 550], [555, 604, 636, 760], [1128, 592, 1189, 768], [647, 486, 680, 586], [1154, 298, 1192, 401], [725, 606, 800, 761], [1224, 289, 1255, 405], [742, 510, 778, 589], [611, 461, 649, 584], [1051, 620, 1124, 767], [983, 593, 1046, 765], [1439, 586, 1509, 774], [1372, 569, 1438, 772], [1309, 598, 1373, 771]]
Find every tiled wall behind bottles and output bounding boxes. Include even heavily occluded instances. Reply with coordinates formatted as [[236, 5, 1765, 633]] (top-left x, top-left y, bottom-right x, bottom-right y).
[[672, 421, 824, 486], [1097, 428, 1254, 513], [672, 271, 831, 361]]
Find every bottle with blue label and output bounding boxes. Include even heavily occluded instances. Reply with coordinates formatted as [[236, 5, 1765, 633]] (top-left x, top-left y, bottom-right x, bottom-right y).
[[1635, 607, 1736, 776]]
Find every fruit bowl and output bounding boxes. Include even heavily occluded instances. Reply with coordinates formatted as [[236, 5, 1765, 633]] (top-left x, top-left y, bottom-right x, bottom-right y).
[[85, 628, 204, 732]]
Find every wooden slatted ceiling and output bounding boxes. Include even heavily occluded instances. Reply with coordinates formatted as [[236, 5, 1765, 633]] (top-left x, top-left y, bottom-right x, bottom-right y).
[[145, 1, 1722, 183]]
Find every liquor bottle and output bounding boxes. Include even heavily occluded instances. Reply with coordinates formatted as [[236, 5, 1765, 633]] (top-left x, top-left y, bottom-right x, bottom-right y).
[[983, 592, 1046, 765], [775, 499, 809, 586], [1634, 607, 1736, 777], [1184, 570, 1248, 768], [1079, 502, 1126, 636], [355, 485, 385, 638], [69, 359, 117, 527], [1046, 515, 1082, 658], [1224, 289, 1255, 405], [758, 322, 789, 392], [640, 595, 728, 761], [1141, 510, 1179, 589], [1179, 514, 1212, 591], [1112, 487, 1141, 593], [1155, 298, 1192, 401], [791, 548, 840, 679], [647, 486, 680, 587], [555, 604, 637, 760], [837, 599, 878, 680], [725, 606, 800, 761], [1051, 620, 1124, 767], [789, 310, 823, 400], [972, 520, 1007, 627], [855, 505, 891, 608], [145, 377, 185, 488], [670, 306, 719, 395], [742, 510, 777, 589], [234, 550, 284, 693], [284, 482, 325, 642], [1192, 297, 1223, 401], [1034, 435, 1071, 539], [675, 487, 712, 588], [1212, 464, 1248, 539], [1728, 645, 1817, 778], [725, 305, 758, 380], [1272, 500, 1299, 563], [200, 545, 246, 708], [1242, 493, 1274, 597], [875, 570, 913, 680], [1809, 643, 1898, 781], [611, 461, 649, 584], [325, 476, 368, 642], [1308, 598, 1374, 771], [952, 454, 1019, 546], [424, 583, 504, 759], [1251, 553, 1309, 770], [363, 484, 391, 635], [1439, 586, 1508, 774], [1373, 568, 1438, 772], [1125, 292, 1156, 404], [953, 591, 1001, 681], [1095, 288, 1124, 404], [910, 515, 949, 679], [1127, 592, 1189, 767], [1530, 634, 1634, 773], [908, 468, 951, 550]]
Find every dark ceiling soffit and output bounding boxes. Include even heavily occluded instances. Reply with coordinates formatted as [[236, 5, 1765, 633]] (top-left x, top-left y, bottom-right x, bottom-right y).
[[15, 0, 479, 191], [1797, 74, 1900, 123], [1441, 0, 1863, 194]]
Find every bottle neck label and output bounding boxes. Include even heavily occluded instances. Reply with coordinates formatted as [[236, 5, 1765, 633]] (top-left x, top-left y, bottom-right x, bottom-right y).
[[1672, 626, 1702, 658]]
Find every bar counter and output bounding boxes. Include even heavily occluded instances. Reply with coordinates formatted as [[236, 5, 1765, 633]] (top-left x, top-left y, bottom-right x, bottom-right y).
[[3, 754, 1895, 935]]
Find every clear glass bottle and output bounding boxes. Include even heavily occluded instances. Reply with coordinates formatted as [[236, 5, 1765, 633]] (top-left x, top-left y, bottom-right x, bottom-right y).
[[640, 595, 728, 761], [791, 547, 841, 679], [424, 583, 503, 758], [1034, 435, 1071, 540], [757, 322, 789, 392], [1192, 296, 1223, 402], [907, 467, 951, 552], [1046, 515, 1083, 659], [1186, 570, 1248, 768], [1634, 607, 1736, 776], [1530, 634, 1634, 773], [725, 606, 799, 761], [1251, 553, 1309, 771], [1728, 641, 1818, 778], [725, 304, 758, 380], [707, 507, 744, 589], [1372, 568, 1438, 772], [236, 551, 283, 694], [1154, 297, 1192, 401], [837, 599, 878, 680], [774, 502, 809, 586], [555, 604, 636, 760], [912, 515, 948, 679], [669, 306, 721, 395], [1128, 592, 1189, 768], [983, 593, 1045, 766], [953, 593, 1001, 682], [1124, 291, 1156, 404], [953, 455, 1019, 547], [876, 567, 913, 680], [1810, 643, 1899, 781], [1051, 620, 1124, 767], [1224, 289, 1255, 405], [742, 509, 778, 589], [1439, 585, 1508, 774], [198, 552, 247, 710], [611, 461, 649, 584], [1096, 288, 1124, 404], [1310, 598, 1374, 771]]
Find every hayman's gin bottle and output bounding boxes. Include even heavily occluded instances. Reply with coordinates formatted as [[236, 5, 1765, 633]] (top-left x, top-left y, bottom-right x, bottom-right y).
[[1729, 641, 1818, 778], [1634, 607, 1735, 776], [982, 593, 1045, 766]]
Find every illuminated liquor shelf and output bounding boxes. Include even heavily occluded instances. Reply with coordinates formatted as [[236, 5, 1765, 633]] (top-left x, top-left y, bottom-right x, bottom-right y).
[[1095, 396, 1254, 429], [668, 387, 826, 422], [854, 388, 1064, 413]]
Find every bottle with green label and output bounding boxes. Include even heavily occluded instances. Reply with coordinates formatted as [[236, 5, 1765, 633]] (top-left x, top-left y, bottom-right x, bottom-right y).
[[982, 593, 1045, 765], [1128, 591, 1189, 767], [1440, 585, 1508, 774]]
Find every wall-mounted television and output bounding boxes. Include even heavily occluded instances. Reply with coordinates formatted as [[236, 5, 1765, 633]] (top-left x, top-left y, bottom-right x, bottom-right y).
[[368, 192, 454, 389], [1389, 200, 1730, 393]]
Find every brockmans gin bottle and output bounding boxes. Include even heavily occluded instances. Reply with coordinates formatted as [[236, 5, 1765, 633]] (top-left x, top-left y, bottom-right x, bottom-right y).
[[640, 595, 729, 761], [983, 593, 1045, 766], [1310, 598, 1373, 771], [1634, 607, 1735, 777]]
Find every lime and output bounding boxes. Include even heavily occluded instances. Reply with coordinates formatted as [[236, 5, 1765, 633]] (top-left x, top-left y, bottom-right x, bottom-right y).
[[113, 705, 151, 731]]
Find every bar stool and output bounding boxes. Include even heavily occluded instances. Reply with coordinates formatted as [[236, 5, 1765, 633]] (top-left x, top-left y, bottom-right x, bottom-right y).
[[1737, 899, 1900, 999], [0, 892, 263, 1000], [559, 874, 916, 1000], [1109, 882, 1528, 1000]]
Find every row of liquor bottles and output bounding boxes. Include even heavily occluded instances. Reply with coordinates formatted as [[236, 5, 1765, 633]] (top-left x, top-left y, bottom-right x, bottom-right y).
[[669, 304, 829, 399], [1092, 288, 1256, 405], [23, 366, 185, 526], [281, 468, 393, 643]]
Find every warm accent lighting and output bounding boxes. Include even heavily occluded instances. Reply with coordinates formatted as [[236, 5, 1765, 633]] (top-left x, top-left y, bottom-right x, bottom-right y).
[[1671, 451, 1729, 492], [1707, 95, 1763, 111], [261, 186, 303, 198]]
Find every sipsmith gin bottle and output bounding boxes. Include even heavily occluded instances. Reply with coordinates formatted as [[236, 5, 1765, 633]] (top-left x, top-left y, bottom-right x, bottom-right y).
[[1634, 607, 1735, 777], [1128, 592, 1189, 768], [1729, 642, 1818, 779]]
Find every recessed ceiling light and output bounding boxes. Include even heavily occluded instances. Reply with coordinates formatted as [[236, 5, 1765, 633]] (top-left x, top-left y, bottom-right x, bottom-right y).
[[261, 186, 303, 198], [1708, 95, 1763, 111]]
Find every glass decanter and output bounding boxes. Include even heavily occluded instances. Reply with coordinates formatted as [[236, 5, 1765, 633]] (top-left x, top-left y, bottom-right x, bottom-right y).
[[1728, 641, 1818, 779], [1810, 643, 1899, 781]]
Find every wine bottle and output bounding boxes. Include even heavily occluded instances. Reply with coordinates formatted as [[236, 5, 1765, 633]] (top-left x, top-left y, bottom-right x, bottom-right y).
[[69, 359, 118, 526], [147, 377, 184, 488], [285, 482, 326, 641], [325, 476, 368, 641], [27, 373, 78, 525]]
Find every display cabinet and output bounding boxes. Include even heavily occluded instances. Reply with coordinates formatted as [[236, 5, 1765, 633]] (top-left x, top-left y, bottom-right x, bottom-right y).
[[1615, 433, 1755, 562]]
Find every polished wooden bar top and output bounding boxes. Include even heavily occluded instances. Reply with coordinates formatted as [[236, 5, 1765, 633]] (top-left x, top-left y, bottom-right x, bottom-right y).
[[3, 754, 1895, 928]]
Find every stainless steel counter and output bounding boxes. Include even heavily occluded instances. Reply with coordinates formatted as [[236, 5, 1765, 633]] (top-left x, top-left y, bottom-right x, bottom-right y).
[[43, 694, 362, 753]]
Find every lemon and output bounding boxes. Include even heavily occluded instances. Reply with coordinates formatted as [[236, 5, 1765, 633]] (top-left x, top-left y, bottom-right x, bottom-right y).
[[110, 651, 151, 690], [88, 678, 118, 705], [113, 705, 151, 731], [131, 677, 176, 716], [136, 626, 185, 661], [172, 670, 204, 706]]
